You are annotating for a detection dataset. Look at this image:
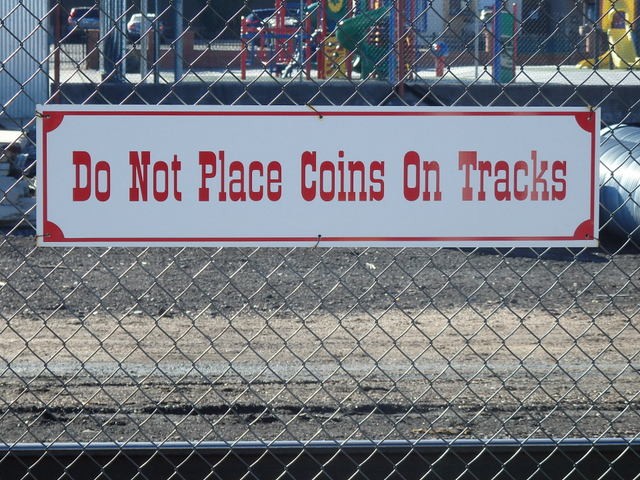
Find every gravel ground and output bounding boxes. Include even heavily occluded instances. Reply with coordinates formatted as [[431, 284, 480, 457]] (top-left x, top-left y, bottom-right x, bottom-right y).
[[0, 233, 639, 443]]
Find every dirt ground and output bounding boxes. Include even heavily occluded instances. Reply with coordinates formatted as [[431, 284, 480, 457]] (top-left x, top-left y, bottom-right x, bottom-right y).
[[0, 235, 639, 443]]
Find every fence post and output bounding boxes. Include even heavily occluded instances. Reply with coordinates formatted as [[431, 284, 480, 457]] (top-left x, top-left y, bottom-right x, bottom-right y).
[[174, 0, 184, 81]]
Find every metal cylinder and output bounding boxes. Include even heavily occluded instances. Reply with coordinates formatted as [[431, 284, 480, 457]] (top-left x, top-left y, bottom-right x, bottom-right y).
[[600, 124, 640, 241]]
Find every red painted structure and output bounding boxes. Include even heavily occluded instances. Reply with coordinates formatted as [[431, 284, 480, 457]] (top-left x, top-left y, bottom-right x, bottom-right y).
[[241, 0, 322, 79]]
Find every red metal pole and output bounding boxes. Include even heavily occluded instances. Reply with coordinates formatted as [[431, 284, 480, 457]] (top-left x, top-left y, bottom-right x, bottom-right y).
[[241, 16, 247, 80], [276, 0, 285, 30], [259, 27, 267, 63], [435, 56, 445, 76], [396, 0, 406, 92], [318, 0, 327, 79], [275, 0, 286, 68], [408, 0, 415, 79], [512, 2, 518, 77], [345, 0, 355, 78], [305, 0, 312, 79]]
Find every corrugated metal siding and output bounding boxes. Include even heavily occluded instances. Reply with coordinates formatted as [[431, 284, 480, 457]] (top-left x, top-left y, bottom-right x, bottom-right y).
[[0, 0, 49, 127]]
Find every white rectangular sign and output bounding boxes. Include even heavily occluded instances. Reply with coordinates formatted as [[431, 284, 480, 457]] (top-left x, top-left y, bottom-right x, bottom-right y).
[[37, 106, 599, 247]]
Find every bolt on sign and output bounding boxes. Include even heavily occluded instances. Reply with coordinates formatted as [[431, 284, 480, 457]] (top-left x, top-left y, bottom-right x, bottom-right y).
[[37, 106, 599, 247]]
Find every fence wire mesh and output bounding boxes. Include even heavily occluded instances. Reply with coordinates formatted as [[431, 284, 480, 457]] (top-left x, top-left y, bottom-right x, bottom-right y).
[[2, 0, 640, 478]]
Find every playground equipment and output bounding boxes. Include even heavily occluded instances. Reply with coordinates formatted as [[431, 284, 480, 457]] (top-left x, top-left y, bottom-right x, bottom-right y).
[[240, 0, 353, 79], [479, 4, 518, 83], [335, 5, 388, 79], [492, 4, 517, 83], [240, 0, 301, 78], [318, 0, 355, 78], [335, 0, 418, 81], [577, 0, 640, 69], [240, 0, 422, 82], [432, 41, 448, 77], [335, 1, 517, 82]]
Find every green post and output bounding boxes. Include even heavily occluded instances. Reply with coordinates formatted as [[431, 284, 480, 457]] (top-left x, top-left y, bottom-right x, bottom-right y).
[[494, 8, 515, 83]]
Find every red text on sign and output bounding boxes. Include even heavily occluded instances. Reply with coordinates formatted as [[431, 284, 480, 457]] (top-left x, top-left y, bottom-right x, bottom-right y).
[[198, 150, 282, 202], [403, 151, 442, 201], [300, 151, 385, 202], [72, 151, 111, 202], [129, 151, 183, 202], [458, 150, 567, 201]]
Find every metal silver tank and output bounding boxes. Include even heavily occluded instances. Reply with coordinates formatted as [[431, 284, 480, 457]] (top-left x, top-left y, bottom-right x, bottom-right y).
[[600, 125, 640, 242]]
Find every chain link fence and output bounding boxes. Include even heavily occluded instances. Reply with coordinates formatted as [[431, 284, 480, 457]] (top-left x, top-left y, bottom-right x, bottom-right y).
[[2, 0, 640, 478]]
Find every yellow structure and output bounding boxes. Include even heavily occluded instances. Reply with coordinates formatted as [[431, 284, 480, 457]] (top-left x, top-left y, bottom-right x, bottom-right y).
[[323, 35, 350, 78], [578, 0, 639, 68]]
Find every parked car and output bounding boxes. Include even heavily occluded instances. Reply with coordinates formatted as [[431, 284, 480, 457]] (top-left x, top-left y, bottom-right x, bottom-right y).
[[126, 13, 166, 42], [67, 6, 99, 33], [64, 6, 99, 42]]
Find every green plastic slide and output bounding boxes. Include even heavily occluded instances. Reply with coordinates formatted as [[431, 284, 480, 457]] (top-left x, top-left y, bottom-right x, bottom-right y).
[[335, 8, 389, 78]]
